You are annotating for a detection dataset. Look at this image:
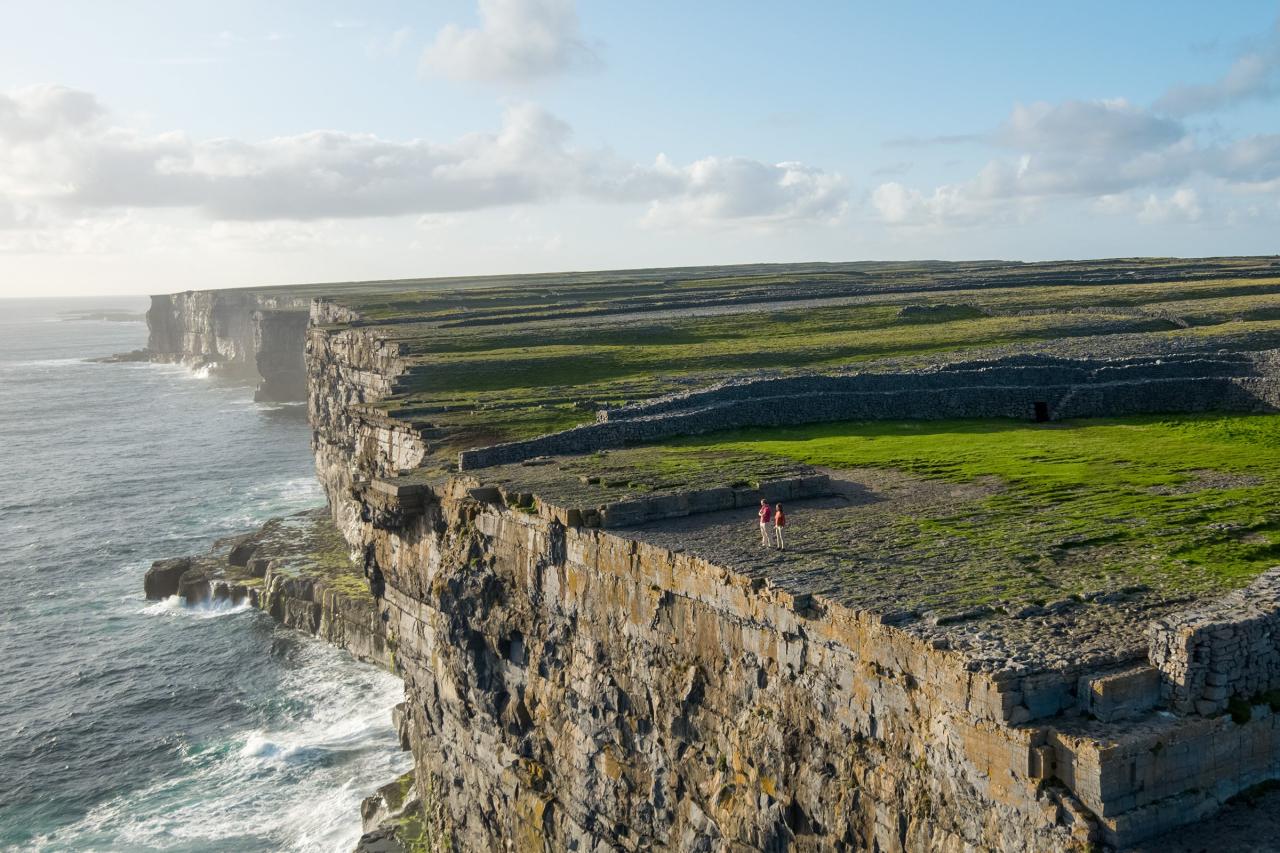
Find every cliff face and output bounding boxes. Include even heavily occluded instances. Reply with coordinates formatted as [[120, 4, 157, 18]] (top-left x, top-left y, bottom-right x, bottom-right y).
[[342, 471, 1280, 852], [306, 308, 997, 847], [306, 302, 427, 543], [296, 307, 1280, 851], [144, 290, 310, 401], [362, 485, 1088, 851], [132, 259, 1280, 852]]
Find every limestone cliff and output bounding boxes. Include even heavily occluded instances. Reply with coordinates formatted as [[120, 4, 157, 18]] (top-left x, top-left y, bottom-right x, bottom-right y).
[[342, 464, 1280, 852], [360, 482, 1090, 851], [303, 324, 1280, 850], [143, 289, 310, 401], [135, 259, 1280, 851], [306, 300, 427, 542], [295, 290, 1101, 848], [143, 509, 393, 671]]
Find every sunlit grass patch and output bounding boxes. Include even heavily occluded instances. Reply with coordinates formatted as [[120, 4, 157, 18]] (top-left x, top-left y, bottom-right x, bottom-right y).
[[660, 413, 1280, 594]]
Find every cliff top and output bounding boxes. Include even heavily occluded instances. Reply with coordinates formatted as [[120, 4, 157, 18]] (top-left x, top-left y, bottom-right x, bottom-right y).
[[406, 411, 1280, 673], [311, 256, 1280, 466], [326, 256, 1280, 670]]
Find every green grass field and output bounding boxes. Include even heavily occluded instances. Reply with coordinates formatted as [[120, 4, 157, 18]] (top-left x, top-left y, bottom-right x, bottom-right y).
[[305, 257, 1280, 608], [346, 260, 1280, 459], [661, 414, 1280, 597]]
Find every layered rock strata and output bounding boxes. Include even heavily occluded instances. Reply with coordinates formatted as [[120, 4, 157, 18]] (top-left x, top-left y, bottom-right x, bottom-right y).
[[134, 260, 1280, 851], [143, 509, 393, 670], [143, 290, 311, 401], [366, 482, 1088, 850], [306, 307, 426, 543], [351, 470, 1280, 851], [288, 285, 1280, 850]]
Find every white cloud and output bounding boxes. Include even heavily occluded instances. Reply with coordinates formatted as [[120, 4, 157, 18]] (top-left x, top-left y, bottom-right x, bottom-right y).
[[868, 18, 1280, 230], [1137, 188, 1203, 223], [871, 93, 1280, 227], [997, 98, 1184, 154], [422, 0, 599, 84], [870, 182, 917, 224], [0, 84, 103, 143], [1210, 133, 1280, 184], [1156, 20, 1280, 116], [0, 85, 847, 244], [869, 175, 1031, 228], [642, 155, 847, 228]]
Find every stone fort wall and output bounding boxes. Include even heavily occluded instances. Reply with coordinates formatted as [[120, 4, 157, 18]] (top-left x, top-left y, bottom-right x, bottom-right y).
[[458, 352, 1280, 470]]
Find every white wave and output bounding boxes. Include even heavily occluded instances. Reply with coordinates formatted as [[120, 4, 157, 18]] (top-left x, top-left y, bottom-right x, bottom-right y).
[[205, 476, 325, 532], [239, 730, 285, 760], [139, 595, 252, 619], [192, 599, 253, 619], [40, 632, 410, 853], [248, 476, 324, 510], [190, 363, 216, 379], [139, 595, 186, 615], [138, 360, 189, 375]]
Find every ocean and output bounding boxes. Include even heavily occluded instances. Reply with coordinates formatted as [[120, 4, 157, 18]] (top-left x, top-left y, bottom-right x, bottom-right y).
[[0, 297, 410, 852]]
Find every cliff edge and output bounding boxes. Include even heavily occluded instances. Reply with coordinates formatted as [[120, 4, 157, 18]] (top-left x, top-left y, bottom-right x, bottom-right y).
[[142, 256, 1280, 851]]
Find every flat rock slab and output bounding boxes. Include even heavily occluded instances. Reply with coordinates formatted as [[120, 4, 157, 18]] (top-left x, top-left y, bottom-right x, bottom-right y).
[[626, 468, 1186, 676]]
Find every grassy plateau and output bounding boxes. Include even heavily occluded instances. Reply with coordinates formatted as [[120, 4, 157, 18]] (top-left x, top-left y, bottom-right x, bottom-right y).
[[656, 414, 1280, 603]]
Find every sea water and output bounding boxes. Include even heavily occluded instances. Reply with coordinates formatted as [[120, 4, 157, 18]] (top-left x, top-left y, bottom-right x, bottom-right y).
[[0, 297, 410, 852]]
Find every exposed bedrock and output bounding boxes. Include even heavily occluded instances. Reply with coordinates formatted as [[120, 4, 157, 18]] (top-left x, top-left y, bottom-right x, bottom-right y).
[[306, 309, 426, 544], [346, 475, 1280, 851], [365, 486, 1093, 852], [143, 290, 311, 401], [143, 509, 394, 671], [143, 556, 191, 599]]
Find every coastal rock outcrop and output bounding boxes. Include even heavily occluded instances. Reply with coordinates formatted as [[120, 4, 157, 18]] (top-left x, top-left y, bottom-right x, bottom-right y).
[[143, 557, 190, 599], [142, 290, 311, 401], [359, 480, 1088, 851], [144, 509, 394, 671], [136, 257, 1280, 851]]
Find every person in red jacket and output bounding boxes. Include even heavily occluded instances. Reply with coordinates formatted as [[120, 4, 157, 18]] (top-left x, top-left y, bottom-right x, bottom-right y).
[[758, 498, 772, 546], [773, 504, 786, 551]]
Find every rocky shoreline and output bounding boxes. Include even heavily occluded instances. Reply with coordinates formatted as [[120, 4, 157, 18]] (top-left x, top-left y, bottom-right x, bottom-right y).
[[142, 508, 426, 850], [127, 259, 1280, 851]]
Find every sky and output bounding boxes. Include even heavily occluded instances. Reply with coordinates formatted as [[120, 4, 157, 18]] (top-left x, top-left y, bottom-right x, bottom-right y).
[[1, 1, 1278, 296]]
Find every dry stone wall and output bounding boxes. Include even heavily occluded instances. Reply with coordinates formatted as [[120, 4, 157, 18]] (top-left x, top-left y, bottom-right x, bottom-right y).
[[1149, 567, 1280, 715], [459, 353, 1280, 470]]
